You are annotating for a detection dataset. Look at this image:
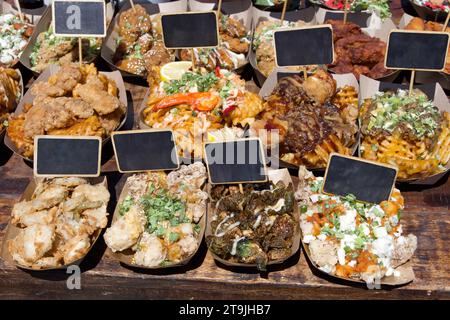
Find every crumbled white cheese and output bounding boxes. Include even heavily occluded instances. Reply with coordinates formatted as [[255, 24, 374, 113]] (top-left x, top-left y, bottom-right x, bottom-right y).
[[302, 235, 316, 244]]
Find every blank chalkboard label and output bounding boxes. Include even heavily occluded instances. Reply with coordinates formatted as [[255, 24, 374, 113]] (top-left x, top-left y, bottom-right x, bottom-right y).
[[34, 136, 101, 177], [52, 0, 106, 37], [385, 30, 449, 71], [322, 154, 397, 204], [274, 25, 334, 67], [204, 138, 267, 184], [112, 130, 179, 173], [161, 11, 219, 49]]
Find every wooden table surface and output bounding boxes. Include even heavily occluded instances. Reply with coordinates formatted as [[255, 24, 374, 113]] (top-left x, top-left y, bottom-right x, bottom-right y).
[[1, 1, 449, 300]]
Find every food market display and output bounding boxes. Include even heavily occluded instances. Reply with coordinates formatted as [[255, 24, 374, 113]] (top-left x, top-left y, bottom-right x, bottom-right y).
[[252, 19, 307, 77], [180, 15, 250, 71], [360, 89, 450, 180], [2, 0, 450, 298], [142, 67, 264, 158], [296, 166, 417, 284], [206, 178, 297, 271], [104, 163, 207, 268], [6, 63, 125, 158], [8, 177, 110, 269], [0, 67, 21, 132], [0, 13, 34, 67], [251, 69, 359, 168], [113, 4, 175, 77], [404, 17, 450, 74], [327, 19, 392, 80]]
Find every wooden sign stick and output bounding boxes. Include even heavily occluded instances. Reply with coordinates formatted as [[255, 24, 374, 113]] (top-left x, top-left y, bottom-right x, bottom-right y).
[[14, 0, 24, 22], [129, 0, 135, 9], [280, 0, 288, 24], [343, 0, 349, 24], [217, 0, 223, 16], [79, 38, 83, 67], [191, 48, 196, 71], [303, 67, 308, 80], [409, 70, 415, 96], [443, 12, 450, 31]]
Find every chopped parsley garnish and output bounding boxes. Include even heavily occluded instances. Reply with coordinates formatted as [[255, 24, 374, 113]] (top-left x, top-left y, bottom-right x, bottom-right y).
[[163, 71, 218, 95], [118, 195, 134, 216]]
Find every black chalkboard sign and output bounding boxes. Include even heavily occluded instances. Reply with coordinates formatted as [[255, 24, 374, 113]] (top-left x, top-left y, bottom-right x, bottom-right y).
[[161, 11, 219, 49], [274, 25, 334, 67], [112, 130, 179, 173], [204, 138, 267, 184], [322, 154, 397, 204], [52, 0, 106, 37], [385, 30, 450, 71], [324, 11, 371, 27], [34, 136, 101, 177]]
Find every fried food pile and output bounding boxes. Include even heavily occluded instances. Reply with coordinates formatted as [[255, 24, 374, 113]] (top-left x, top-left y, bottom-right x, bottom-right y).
[[7, 63, 125, 158], [180, 15, 250, 71], [0, 13, 34, 67], [8, 177, 110, 269], [360, 89, 450, 180], [113, 4, 174, 77], [251, 69, 358, 168], [0, 67, 21, 131], [206, 180, 297, 271], [104, 163, 208, 268], [296, 167, 417, 285], [30, 26, 102, 73], [327, 19, 391, 80], [142, 68, 264, 158], [405, 17, 450, 74], [253, 20, 307, 77]]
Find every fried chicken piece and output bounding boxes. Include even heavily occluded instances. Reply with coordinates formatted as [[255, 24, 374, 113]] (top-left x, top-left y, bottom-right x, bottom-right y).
[[31, 82, 65, 98], [73, 83, 120, 115], [66, 98, 94, 119], [326, 19, 362, 41], [72, 183, 110, 204], [14, 207, 58, 228], [302, 69, 337, 105], [99, 107, 124, 134], [221, 33, 249, 54], [117, 4, 152, 46], [104, 205, 145, 252], [8, 224, 55, 265], [43, 97, 76, 131], [335, 34, 386, 66], [116, 57, 147, 76], [143, 41, 173, 69], [368, 61, 390, 79], [48, 64, 82, 92], [405, 17, 426, 31], [62, 233, 91, 264], [23, 105, 46, 138], [48, 115, 104, 137], [6, 115, 34, 158], [82, 204, 108, 230]]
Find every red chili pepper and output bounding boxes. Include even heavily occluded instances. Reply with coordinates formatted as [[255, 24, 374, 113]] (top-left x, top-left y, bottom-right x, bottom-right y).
[[214, 66, 221, 77]]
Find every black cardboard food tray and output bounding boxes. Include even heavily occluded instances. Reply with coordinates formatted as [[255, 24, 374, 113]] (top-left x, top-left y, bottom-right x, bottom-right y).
[[359, 75, 450, 185], [4, 64, 128, 162], [205, 168, 301, 269], [106, 171, 206, 269], [101, 0, 187, 82], [410, 0, 448, 22], [0, 176, 108, 271], [18, 4, 113, 76], [254, 69, 360, 171]]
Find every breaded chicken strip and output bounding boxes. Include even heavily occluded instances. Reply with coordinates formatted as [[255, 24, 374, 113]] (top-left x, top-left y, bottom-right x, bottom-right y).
[[74, 83, 121, 115]]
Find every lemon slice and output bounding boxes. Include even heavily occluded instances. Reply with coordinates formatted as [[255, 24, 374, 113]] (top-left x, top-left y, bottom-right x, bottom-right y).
[[160, 61, 192, 81]]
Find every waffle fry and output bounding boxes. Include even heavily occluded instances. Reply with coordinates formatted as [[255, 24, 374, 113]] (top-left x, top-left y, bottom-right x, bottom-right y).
[[332, 85, 358, 110]]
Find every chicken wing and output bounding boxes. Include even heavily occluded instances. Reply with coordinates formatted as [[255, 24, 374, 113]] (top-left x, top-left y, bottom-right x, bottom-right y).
[[73, 83, 121, 115]]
